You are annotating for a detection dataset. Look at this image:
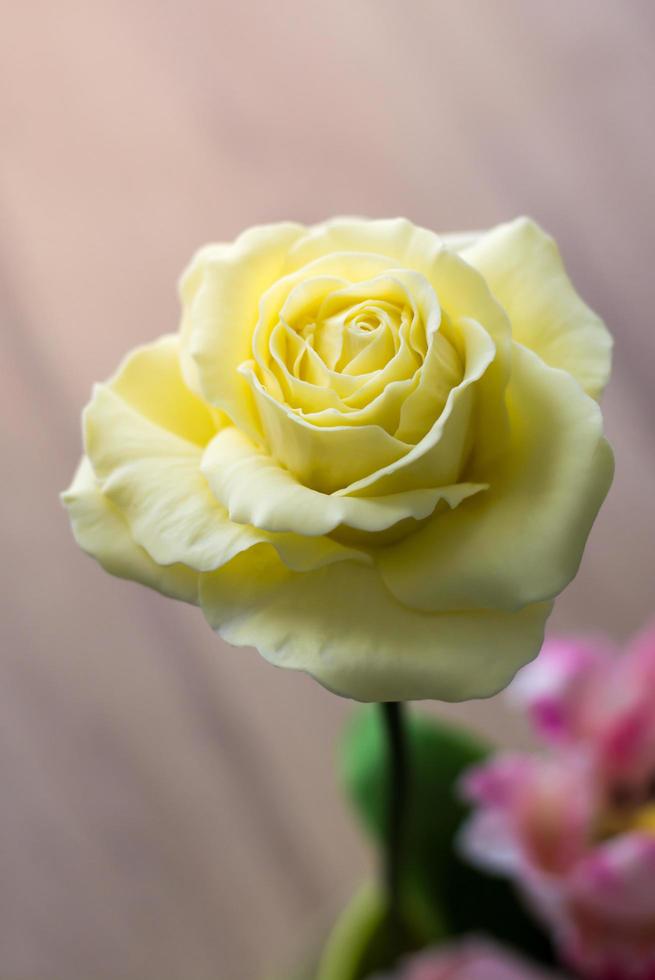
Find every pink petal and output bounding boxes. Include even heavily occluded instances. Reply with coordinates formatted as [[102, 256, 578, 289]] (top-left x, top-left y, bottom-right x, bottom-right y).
[[461, 754, 596, 879], [626, 622, 655, 683], [561, 836, 655, 979], [459, 754, 535, 808], [571, 835, 655, 921], [510, 637, 613, 744], [457, 807, 524, 876], [515, 758, 596, 875]]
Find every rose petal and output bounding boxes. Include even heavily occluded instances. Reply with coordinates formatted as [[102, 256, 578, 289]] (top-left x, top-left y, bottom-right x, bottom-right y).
[[202, 425, 486, 536], [283, 216, 437, 272], [82, 339, 368, 573], [200, 549, 552, 702], [61, 457, 199, 604], [179, 222, 305, 438], [461, 217, 612, 399], [339, 316, 496, 497], [378, 343, 614, 612], [107, 333, 219, 443], [242, 364, 411, 493]]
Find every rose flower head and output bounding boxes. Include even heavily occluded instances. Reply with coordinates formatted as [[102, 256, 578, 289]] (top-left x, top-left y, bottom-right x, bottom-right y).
[[63, 218, 613, 701], [460, 625, 655, 979]]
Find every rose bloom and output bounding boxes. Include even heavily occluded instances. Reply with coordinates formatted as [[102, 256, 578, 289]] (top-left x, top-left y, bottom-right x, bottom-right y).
[[460, 626, 655, 979], [62, 217, 613, 701], [375, 938, 566, 979]]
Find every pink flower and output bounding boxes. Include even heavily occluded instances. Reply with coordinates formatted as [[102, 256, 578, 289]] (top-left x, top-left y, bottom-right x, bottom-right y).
[[511, 625, 655, 787], [376, 939, 566, 979], [460, 624, 655, 980]]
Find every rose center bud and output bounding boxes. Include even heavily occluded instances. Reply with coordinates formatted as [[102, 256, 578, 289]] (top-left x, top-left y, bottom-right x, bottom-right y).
[[244, 266, 470, 503]]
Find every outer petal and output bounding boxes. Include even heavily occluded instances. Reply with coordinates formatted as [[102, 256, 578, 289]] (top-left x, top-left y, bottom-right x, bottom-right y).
[[179, 222, 305, 438], [84, 339, 367, 573], [282, 216, 439, 272], [202, 425, 486, 535], [61, 457, 199, 604], [378, 343, 614, 612], [439, 230, 483, 252], [461, 217, 612, 399], [200, 549, 552, 702], [108, 332, 219, 444]]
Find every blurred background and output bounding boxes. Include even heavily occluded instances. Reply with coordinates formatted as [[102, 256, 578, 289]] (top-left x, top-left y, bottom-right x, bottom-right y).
[[1, 1, 654, 978]]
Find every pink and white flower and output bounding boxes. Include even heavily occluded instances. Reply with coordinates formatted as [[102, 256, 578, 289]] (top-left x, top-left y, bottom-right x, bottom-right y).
[[511, 625, 655, 787], [460, 624, 655, 980]]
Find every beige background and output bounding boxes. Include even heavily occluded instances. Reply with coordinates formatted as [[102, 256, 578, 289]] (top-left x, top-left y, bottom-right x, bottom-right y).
[[1, 2, 654, 978]]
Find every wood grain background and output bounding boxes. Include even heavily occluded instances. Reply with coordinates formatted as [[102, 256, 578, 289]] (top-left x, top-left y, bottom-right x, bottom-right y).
[[1, 2, 654, 977]]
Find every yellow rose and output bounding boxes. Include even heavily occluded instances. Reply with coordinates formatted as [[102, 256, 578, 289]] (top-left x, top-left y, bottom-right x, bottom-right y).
[[62, 217, 613, 701]]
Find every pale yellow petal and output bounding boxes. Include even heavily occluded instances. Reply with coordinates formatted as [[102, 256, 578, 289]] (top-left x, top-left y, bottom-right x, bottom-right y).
[[299, 375, 417, 436], [85, 383, 367, 573], [279, 248, 511, 481], [243, 364, 411, 493], [461, 217, 612, 399], [179, 222, 305, 438], [425, 247, 511, 471], [61, 457, 199, 604], [85, 386, 255, 570], [394, 321, 463, 443], [108, 333, 218, 445], [251, 251, 399, 378], [200, 548, 553, 702], [286, 221, 512, 383], [379, 343, 614, 612], [202, 426, 486, 536], [340, 317, 495, 497], [283, 217, 443, 273], [440, 230, 483, 251], [262, 281, 421, 421]]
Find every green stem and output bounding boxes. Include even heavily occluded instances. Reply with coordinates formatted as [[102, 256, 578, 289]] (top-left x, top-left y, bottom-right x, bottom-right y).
[[380, 701, 408, 939]]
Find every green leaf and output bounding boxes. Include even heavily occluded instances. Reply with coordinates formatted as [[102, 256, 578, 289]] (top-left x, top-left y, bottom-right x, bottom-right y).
[[340, 705, 556, 967], [316, 882, 444, 980], [341, 705, 488, 905], [317, 884, 384, 980]]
